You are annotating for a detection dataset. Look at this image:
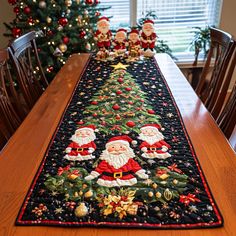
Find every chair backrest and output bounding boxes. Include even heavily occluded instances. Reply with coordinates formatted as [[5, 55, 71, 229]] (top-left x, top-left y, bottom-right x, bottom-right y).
[[195, 27, 233, 111], [217, 83, 236, 139], [0, 49, 22, 140], [9, 31, 48, 109]]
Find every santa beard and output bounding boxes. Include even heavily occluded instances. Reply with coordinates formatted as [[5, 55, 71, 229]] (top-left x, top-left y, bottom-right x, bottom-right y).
[[70, 132, 96, 145], [99, 27, 109, 34], [138, 132, 164, 145], [100, 147, 135, 169], [142, 29, 153, 36]]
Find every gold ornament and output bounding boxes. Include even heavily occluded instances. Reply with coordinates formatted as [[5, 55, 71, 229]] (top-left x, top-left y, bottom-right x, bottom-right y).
[[74, 191, 79, 197], [75, 203, 88, 217], [163, 188, 173, 201], [152, 183, 158, 189], [159, 173, 169, 180], [65, 0, 72, 7], [111, 62, 129, 70], [84, 190, 93, 198], [39, 0, 46, 8], [173, 179, 178, 185], [155, 192, 162, 198], [46, 16, 52, 24], [59, 43, 67, 53], [148, 191, 154, 197]]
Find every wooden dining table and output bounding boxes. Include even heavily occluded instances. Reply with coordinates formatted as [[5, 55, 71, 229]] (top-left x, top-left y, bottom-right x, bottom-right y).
[[0, 53, 235, 236]]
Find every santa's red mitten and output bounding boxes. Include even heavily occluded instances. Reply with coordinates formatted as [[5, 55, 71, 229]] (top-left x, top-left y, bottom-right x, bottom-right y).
[[136, 169, 148, 179]]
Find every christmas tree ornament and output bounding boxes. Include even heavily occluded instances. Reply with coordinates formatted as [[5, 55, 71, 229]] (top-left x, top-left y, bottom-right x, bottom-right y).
[[94, 0, 99, 4], [126, 121, 135, 127], [65, 0, 72, 7], [173, 179, 178, 185], [148, 191, 154, 197], [79, 30, 86, 38], [57, 25, 63, 31], [39, 0, 46, 8], [111, 62, 129, 70], [12, 27, 21, 37], [116, 90, 122, 95], [95, 11, 100, 16], [155, 192, 162, 198], [90, 101, 98, 105], [152, 183, 158, 189], [23, 6, 31, 14], [75, 203, 88, 217], [86, 0, 93, 4], [112, 104, 120, 110], [164, 188, 173, 201], [53, 48, 63, 57], [147, 109, 155, 114], [62, 36, 70, 44], [58, 17, 68, 27], [46, 16, 52, 24], [59, 43, 67, 52], [117, 78, 123, 83], [76, 0, 80, 4], [125, 87, 132, 91], [84, 10, 89, 16], [84, 190, 93, 198], [85, 42, 91, 51], [27, 17, 34, 25], [8, 0, 17, 5], [13, 6, 20, 14], [46, 66, 54, 73]]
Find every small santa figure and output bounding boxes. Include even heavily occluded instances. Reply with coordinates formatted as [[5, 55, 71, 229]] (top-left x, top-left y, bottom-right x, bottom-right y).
[[140, 19, 157, 57], [64, 125, 97, 161], [94, 16, 112, 59], [138, 124, 171, 159], [112, 28, 128, 56], [85, 135, 148, 187], [128, 29, 141, 58]]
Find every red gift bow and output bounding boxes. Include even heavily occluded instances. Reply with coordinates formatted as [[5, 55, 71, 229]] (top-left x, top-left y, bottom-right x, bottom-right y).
[[179, 193, 201, 206], [156, 169, 168, 176], [167, 163, 183, 174], [70, 169, 80, 176], [57, 165, 70, 175]]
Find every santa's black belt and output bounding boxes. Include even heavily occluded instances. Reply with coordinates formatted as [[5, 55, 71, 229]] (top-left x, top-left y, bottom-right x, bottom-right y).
[[102, 171, 132, 179], [147, 147, 162, 151], [71, 148, 89, 152]]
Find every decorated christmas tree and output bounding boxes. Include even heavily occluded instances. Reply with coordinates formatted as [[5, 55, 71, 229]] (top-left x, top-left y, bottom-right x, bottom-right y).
[[83, 62, 160, 134], [4, 0, 110, 80]]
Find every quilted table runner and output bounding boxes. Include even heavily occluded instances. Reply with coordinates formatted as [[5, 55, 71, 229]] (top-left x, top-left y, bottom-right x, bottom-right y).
[[16, 55, 223, 229]]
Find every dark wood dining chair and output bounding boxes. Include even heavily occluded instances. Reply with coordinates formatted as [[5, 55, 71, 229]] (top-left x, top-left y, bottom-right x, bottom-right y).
[[217, 83, 236, 140], [9, 31, 49, 109], [195, 27, 235, 119], [0, 49, 22, 142]]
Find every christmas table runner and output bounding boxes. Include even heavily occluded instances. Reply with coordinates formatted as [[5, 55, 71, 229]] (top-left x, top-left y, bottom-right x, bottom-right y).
[[16, 55, 223, 229]]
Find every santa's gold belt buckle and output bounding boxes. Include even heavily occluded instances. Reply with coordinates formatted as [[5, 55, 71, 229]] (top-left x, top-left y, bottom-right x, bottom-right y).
[[150, 147, 156, 151], [114, 172, 122, 179], [77, 148, 83, 152]]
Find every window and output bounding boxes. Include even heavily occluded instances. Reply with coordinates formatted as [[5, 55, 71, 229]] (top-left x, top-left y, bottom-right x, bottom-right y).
[[100, 0, 222, 59]]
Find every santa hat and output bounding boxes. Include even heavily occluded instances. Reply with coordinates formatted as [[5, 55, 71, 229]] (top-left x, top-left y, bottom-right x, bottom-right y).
[[106, 135, 134, 148], [98, 16, 109, 23], [117, 28, 127, 33], [140, 124, 161, 132], [143, 19, 154, 25], [76, 124, 97, 132], [129, 29, 139, 35]]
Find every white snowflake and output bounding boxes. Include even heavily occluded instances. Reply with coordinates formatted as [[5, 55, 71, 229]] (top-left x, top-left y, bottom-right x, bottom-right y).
[[189, 205, 198, 213]]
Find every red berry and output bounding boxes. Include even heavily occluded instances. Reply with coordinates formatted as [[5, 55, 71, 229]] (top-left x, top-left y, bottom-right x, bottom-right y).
[[117, 78, 123, 83], [116, 90, 122, 95], [62, 36, 70, 44], [125, 87, 132, 91], [91, 101, 98, 105], [148, 109, 155, 114], [128, 101, 133, 105], [140, 99, 144, 102], [126, 121, 135, 127], [92, 113, 98, 117], [112, 104, 120, 110]]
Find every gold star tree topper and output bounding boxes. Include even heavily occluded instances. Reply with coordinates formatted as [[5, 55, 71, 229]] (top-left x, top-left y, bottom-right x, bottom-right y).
[[111, 62, 129, 70]]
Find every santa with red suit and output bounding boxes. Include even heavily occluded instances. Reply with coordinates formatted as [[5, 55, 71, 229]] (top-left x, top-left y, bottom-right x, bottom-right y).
[[85, 135, 148, 187], [64, 125, 97, 161], [94, 16, 112, 49], [138, 124, 171, 159], [113, 28, 128, 55], [140, 19, 157, 57], [128, 29, 141, 58]]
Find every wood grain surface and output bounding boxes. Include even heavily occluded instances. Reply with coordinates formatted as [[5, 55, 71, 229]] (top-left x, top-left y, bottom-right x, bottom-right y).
[[0, 53, 235, 236]]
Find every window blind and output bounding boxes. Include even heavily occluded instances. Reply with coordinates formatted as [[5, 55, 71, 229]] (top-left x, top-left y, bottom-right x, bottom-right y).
[[137, 0, 222, 56], [99, 0, 130, 30]]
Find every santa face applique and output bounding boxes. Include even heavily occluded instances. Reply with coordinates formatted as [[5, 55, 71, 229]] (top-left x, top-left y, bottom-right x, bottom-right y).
[[85, 135, 148, 187], [64, 125, 97, 161], [138, 124, 171, 159]]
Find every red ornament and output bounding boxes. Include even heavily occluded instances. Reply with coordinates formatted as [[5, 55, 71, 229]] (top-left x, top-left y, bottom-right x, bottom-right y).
[[94, 0, 99, 4], [112, 104, 120, 110], [86, 0, 93, 4], [13, 6, 20, 14], [92, 113, 98, 117], [23, 6, 31, 14], [140, 99, 144, 102], [58, 17, 68, 26], [12, 27, 21, 37], [91, 101, 98, 105], [47, 66, 54, 73], [125, 87, 132, 91], [27, 17, 34, 25], [8, 0, 17, 5], [126, 121, 135, 127], [147, 109, 155, 114], [77, 120, 84, 125], [95, 11, 100, 16], [128, 101, 133, 105], [47, 30, 53, 36], [116, 90, 122, 95], [101, 121, 106, 126], [62, 36, 70, 44], [116, 115, 121, 120], [79, 30, 86, 38], [117, 78, 123, 83]]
